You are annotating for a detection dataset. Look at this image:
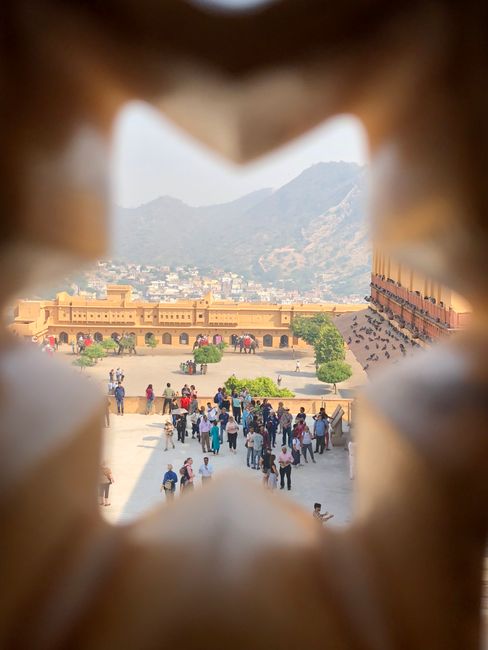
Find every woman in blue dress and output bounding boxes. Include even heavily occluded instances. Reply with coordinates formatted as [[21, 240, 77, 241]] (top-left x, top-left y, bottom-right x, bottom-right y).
[[210, 422, 221, 455]]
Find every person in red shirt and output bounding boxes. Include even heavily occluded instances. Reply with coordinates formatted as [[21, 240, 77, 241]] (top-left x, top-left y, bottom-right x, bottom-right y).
[[180, 394, 191, 411]]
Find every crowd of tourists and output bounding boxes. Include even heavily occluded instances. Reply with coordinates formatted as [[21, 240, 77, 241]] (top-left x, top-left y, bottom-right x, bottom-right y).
[[153, 381, 333, 494]]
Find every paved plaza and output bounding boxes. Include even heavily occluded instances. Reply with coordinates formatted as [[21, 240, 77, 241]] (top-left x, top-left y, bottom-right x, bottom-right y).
[[101, 414, 354, 526], [61, 345, 367, 398]]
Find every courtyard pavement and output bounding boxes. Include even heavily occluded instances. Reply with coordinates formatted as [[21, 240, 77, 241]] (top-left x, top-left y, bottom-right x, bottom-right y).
[[101, 413, 354, 527], [60, 345, 367, 398]]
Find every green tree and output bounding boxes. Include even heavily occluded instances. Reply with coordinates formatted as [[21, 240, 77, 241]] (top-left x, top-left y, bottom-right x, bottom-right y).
[[317, 360, 352, 393], [72, 356, 95, 370], [120, 334, 136, 350], [314, 326, 345, 365], [290, 313, 332, 345], [81, 343, 106, 363], [224, 376, 294, 397], [194, 344, 222, 364], [101, 338, 118, 353], [145, 334, 157, 348]]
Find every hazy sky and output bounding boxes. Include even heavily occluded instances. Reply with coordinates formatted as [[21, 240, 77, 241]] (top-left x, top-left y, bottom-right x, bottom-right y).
[[112, 102, 368, 208]]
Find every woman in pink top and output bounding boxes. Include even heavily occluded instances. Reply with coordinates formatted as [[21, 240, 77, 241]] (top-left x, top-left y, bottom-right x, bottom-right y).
[[226, 415, 239, 454]]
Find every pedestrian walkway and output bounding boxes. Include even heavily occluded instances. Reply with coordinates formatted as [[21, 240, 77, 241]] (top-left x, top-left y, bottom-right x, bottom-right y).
[[102, 414, 353, 526]]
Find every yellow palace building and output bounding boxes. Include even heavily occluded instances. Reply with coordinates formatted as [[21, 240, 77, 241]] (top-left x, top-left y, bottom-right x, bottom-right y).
[[9, 284, 365, 348]]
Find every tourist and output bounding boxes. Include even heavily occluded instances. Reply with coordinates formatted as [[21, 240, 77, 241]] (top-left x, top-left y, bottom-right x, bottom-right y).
[[220, 391, 231, 412], [164, 420, 176, 451], [109, 369, 114, 383], [180, 458, 194, 493], [312, 503, 334, 524], [189, 391, 199, 415], [145, 384, 155, 414], [295, 407, 307, 423], [214, 387, 224, 407], [242, 404, 253, 437], [180, 391, 191, 412], [116, 368, 122, 382], [277, 374, 282, 387], [295, 359, 300, 372], [266, 410, 279, 448], [252, 427, 264, 470], [348, 440, 357, 480], [261, 424, 271, 452], [218, 407, 229, 444], [176, 414, 187, 444], [162, 382, 175, 415], [199, 414, 211, 453], [259, 447, 273, 487], [314, 415, 327, 454], [291, 434, 301, 467], [301, 425, 316, 463], [99, 461, 114, 506], [199, 456, 214, 485], [268, 455, 278, 491], [181, 383, 191, 397], [280, 407, 293, 447], [245, 428, 254, 467], [262, 399, 271, 425], [207, 402, 218, 424], [231, 392, 242, 423], [161, 464, 178, 499], [210, 420, 221, 455], [226, 415, 239, 454], [114, 381, 125, 416], [278, 446, 293, 490]]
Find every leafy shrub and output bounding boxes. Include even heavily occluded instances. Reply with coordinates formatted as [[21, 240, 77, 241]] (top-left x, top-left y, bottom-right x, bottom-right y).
[[73, 356, 95, 370], [81, 343, 106, 362], [145, 334, 157, 348], [317, 360, 352, 392], [194, 344, 222, 364], [224, 376, 294, 397], [101, 338, 118, 351]]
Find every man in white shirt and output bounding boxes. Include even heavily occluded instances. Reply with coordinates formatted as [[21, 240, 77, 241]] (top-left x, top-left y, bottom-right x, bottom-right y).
[[206, 402, 218, 423], [198, 457, 214, 485]]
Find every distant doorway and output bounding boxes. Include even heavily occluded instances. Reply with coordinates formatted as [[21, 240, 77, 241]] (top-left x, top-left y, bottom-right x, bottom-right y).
[[145, 332, 155, 344], [94, 332, 103, 342], [162, 332, 172, 345], [263, 334, 273, 347], [179, 332, 189, 345], [279, 334, 289, 348], [59, 331, 69, 344]]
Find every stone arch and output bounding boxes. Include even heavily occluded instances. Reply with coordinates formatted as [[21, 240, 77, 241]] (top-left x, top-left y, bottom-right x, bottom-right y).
[[145, 332, 155, 344], [213, 333, 222, 345], [263, 334, 273, 347], [280, 334, 289, 348], [59, 331, 69, 344], [162, 332, 172, 345], [179, 332, 189, 345], [94, 332, 103, 342], [76, 331, 85, 341]]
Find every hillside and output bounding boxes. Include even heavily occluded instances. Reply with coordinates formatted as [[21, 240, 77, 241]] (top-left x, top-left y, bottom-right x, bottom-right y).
[[111, 162, 371, 299]]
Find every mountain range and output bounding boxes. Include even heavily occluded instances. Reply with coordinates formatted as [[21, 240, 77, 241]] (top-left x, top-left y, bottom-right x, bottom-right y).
[[111, 161, 371, 300]]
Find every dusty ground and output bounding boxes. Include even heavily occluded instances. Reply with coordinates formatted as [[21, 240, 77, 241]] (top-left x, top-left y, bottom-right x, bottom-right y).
[[59, 345, 367, 398]]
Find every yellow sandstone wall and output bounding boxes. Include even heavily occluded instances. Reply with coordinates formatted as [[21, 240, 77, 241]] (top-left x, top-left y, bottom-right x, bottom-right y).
[[9, 284, 366, 348]]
